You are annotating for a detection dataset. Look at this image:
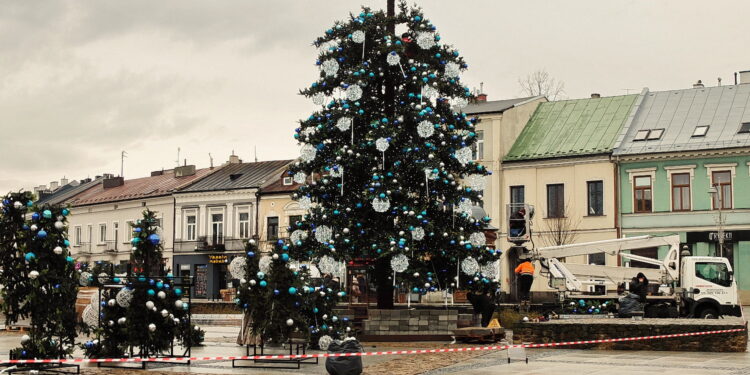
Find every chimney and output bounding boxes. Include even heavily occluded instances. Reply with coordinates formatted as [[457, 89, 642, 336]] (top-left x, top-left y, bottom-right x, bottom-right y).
[[60, 177, 69, 186], [474, 93, 488, 102], [174, 165, 196, 177], [739, 70, 750, 85], [151, 170, 164, 176], [102, 176, 124, 189], [49, 181, 59, 190], [591, 93, 601, 98], [693, 80, 704, 89], [228, 153, 241, 164], [34, 185, 46, 194]]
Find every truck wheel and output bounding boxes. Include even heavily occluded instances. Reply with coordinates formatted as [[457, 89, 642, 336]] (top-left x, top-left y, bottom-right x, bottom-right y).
[[698, 308, 718, 319]]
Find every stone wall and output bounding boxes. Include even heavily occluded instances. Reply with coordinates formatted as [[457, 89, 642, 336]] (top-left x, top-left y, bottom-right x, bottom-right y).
[[363, 309, 458, 335], [513, 318, 747, 352]]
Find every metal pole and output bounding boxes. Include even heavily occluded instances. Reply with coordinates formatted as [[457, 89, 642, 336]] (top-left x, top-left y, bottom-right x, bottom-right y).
[[718, 187, 724, 258]]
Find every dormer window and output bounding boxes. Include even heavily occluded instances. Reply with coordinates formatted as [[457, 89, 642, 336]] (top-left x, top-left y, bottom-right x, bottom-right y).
[[692, 125, 709, 137], [283, 177, 293, 186]]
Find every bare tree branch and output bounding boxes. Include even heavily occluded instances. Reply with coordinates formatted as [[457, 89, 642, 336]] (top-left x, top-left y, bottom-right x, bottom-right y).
[[540, 202, 579, 247], [518, 69, 566, 101]]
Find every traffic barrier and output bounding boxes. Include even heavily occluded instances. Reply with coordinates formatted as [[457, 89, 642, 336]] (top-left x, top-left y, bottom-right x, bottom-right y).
[[0, 328, 744, 364]]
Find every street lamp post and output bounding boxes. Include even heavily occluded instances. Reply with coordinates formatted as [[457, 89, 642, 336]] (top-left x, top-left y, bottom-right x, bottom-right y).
[[708, 184, 725, 258]]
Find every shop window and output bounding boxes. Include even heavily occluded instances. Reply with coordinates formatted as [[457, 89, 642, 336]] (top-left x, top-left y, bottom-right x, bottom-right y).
[[633, 176, 652, 213], [671, 173, 691, 211]]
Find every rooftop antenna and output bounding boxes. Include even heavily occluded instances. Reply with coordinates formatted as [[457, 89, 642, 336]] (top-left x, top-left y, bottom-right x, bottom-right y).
[[176, 147, 181, 167], [480, 82, 484, 94], [718, 77, 722, 87], [208, 153, 214, 169], [254, 146, 258, 162], [120, 150, 128, 178]]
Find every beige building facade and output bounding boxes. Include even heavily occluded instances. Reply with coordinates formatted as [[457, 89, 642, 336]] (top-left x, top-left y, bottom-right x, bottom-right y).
[[464, 95, 546, 247]]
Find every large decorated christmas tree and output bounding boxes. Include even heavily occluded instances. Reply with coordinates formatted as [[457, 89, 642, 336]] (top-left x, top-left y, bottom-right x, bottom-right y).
[[82, 210, 193, 358], [0, 192, 79, 359], [289, 1, 497, 308]]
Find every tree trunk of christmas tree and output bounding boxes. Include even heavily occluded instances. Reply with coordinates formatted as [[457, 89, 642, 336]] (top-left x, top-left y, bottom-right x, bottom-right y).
[[374, 258, 394, 309]]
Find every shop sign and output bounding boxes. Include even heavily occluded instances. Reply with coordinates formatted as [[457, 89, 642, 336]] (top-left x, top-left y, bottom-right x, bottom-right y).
[[209, 255, 228, 264]]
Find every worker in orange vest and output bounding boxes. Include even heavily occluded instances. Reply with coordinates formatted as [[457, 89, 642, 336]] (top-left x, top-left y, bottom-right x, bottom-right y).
[[514, 259, 535, 303]]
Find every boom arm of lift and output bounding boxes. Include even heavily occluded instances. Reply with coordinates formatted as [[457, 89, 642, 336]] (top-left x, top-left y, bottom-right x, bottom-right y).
[[534, 235, 681, 292]]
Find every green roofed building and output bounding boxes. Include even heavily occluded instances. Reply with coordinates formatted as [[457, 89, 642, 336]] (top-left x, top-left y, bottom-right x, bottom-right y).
[[499, 94, 640, 301]]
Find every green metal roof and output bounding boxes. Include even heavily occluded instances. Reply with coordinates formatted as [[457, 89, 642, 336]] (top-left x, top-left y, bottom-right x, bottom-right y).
[[504, 95, 638, 161]]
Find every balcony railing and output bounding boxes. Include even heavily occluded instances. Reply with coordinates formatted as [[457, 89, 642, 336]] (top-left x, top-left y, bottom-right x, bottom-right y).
[[174, 236, 250, 252], [75, 242, 92, 254]]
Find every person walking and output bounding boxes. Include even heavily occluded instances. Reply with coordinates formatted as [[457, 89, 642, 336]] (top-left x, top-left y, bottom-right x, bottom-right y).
[[514, 259, 535, 304]]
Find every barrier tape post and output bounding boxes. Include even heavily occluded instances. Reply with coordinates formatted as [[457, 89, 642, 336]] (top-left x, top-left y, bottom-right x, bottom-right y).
[[0, 328, 743, 365]]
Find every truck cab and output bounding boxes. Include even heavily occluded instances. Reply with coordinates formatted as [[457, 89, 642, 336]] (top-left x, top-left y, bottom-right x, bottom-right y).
[[680, 256, 741, 318]]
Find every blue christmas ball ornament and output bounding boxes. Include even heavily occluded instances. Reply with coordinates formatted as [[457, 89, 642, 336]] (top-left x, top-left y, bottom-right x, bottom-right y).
[[31, 212, 40, 221], [131, 237, 141, 244], [175, 288, 183, 296], [147, 289, 155, 296], [578, 299, 586, 307], [138, 276, 146, 282], [148, 234, 160, 245], [149, 279, 155, 285], [247, 251, 255, 257], [24, 253, 35, 261], [288, 287, 297, 295], [134, 227, 142, 233], [322, 324, 328, 330], [156, 281, 164, 289], [594, 308, 600, 314], [113, 277, 121, 283], [37, 230, 47, 238], [259, 280, 267, 287], [43, 209, 52, 219], [183, 303, 189, 310], [313, 307, 319, 314], [61, 208, 69, 216], [257, 272, 265, 279], [64, 239, 70, 247]]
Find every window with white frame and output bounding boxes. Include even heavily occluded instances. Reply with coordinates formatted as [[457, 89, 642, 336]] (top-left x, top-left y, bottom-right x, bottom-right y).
[[471, 130, 484, 160], [210, 210, 224, 245], [99, 224, 107, 243], [238, 212, 250, 239], [86, 224, 92, 245], [124, 221, 134, 243], [183, 210, 197, 241], [74, 226, 82, 246]]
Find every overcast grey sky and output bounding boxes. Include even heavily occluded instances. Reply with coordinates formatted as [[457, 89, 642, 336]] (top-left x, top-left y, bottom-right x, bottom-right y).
[[1, 0, 749, 193]]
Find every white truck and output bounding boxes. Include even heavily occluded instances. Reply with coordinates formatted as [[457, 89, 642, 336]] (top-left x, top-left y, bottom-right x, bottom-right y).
[[532, 235, 742, 318]]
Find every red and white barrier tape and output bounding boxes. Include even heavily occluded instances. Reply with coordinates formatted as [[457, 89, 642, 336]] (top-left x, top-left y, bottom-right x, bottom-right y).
[[0, 328, 744, 364]]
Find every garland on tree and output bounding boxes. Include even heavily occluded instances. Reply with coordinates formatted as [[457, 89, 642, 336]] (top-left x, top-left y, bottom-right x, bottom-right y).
[[287, 2, 497, 306], [0, 193, 78, 359], [234, 239, 350, 347], [82, 210, 198, 358]]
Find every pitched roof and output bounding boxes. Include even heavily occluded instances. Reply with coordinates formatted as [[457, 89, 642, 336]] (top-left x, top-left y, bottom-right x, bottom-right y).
[[464, 96, 540, 115], [258, 169, 301, 195], [504, 94, 638, 162], [36, 177, 104, 206], [68, 168, 215, 206], [178, 160, 292, 193], [613, 84, 750, 156]]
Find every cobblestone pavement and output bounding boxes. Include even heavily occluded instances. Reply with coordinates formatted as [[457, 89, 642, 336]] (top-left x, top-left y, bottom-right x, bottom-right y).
[[0, 307, 746, 375]]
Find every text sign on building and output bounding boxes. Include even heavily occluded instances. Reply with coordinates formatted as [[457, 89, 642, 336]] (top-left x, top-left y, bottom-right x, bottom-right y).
[[209, 255, 228, 264], [708, 232, 732, 242]]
